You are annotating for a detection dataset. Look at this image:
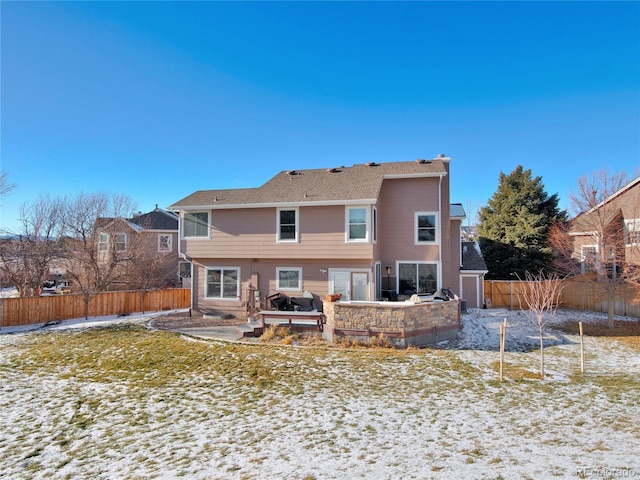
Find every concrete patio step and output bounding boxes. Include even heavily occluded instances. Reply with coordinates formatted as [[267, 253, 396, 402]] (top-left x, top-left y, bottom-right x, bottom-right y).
[[236, 322, 263, 338]]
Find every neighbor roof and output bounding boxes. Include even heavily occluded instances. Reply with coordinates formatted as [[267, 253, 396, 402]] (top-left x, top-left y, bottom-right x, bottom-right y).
[[569, 174, 640, 235], [170, 159, 449, 209], [97, 208, 179, 232], [129, 208, 178, 230], [450, 203, 466, 219], [461, 241, 488, 272]]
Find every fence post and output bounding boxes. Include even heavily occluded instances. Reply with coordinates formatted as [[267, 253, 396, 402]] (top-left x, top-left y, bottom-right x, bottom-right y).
[[509, 281, 513, 310], [579, 321, 585, 374]]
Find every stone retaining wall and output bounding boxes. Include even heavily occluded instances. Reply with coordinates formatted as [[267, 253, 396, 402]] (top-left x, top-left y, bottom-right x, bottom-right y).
[[322, 300, 460, 348]]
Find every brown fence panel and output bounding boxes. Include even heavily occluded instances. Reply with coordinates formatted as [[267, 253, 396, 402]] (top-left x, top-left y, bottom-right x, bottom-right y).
[[1, 289, 191, 328], [484, 279, 639, 318]]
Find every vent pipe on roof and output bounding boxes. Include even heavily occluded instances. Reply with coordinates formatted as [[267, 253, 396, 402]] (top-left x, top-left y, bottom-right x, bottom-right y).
[[437, 153, 446, 158], [365, 162, 379, 167]]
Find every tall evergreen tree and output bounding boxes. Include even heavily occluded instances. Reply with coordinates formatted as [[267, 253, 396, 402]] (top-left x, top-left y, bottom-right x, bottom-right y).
[[478, 166, 566, 279]]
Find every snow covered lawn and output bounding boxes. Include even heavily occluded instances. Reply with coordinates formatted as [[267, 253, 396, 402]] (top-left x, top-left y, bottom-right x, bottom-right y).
[[1, 308, 639, 479]]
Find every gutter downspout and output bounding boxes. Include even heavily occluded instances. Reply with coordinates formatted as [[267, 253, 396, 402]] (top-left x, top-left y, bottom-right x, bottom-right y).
[[176, 212, 194, 314], [438, 174, 443, 290]]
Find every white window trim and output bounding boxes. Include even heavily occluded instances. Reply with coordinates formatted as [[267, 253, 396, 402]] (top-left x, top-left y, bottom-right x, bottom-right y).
[[345, 205, 370, 243], [277, 207, 299, 243], [580, 245, 598, 274], [115, 233, 127, 251], [625, 218, 640, 246], [158, 234, 173, 253], [98, 233, 109, 251], [182, 211, 210, 239], [205, 266, 240, 300], [276, 267, 303, 291], [396, 260, 441, 295], [414, 212, 439, 245]]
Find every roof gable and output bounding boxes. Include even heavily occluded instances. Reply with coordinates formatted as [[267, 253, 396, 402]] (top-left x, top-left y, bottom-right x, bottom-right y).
[[170, 158, 449, 209], [585, 175, 640, 214]]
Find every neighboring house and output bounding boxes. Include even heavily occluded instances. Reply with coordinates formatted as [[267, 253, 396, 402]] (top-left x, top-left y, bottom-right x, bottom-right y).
[[461, 225, 477, 242], [460, 241, 488, 309], [569, 175, 640, 275], [170, 156, 472, 319], [96, 206, 181, 288]]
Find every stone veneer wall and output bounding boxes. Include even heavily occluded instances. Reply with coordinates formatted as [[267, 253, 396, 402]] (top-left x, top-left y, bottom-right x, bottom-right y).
[[322, 300, 460, 348]]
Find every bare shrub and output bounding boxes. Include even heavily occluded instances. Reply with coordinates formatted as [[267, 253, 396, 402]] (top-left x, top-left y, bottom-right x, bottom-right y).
[[517, 271, 565, 380]]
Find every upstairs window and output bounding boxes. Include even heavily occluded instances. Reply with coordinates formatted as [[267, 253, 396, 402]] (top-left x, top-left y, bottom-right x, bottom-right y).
[[183, 212, 209, 238], [115, 233, 126, 252], [158, 234, 173, 253], [278, 208, 298, 242], [625, 219, 640, 246], [347, 206, 368, 242], [415, 213, 438, 244], [98, 233, 109, 252]]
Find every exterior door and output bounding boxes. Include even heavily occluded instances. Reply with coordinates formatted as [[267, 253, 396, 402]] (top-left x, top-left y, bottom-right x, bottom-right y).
[[330, 270, 369, 301]]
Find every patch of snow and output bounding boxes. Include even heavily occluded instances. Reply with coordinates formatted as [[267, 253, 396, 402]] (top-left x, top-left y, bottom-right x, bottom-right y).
[[0, 307, 638, 478], [0, 309, 189, 336]]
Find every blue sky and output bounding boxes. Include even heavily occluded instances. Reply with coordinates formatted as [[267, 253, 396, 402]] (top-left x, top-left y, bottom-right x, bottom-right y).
[[2, 1, 639, 231]]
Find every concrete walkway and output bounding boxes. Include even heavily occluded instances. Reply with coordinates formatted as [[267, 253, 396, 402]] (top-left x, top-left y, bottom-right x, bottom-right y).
[[172, 323, 262, 343]]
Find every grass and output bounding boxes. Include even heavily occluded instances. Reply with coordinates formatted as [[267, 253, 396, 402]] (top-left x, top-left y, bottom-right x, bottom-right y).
[[1, 322, 639, 479]]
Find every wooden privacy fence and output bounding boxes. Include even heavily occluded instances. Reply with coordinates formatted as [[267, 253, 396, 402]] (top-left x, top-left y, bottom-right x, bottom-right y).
[[1, 288, 191, 327], [484, 280, 639, 318]]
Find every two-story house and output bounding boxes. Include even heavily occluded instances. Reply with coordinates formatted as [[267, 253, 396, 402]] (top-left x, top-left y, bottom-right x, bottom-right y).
[[170, 156, 477, 318], [569, 175, 640, 276], [96, 206, 181, 289]]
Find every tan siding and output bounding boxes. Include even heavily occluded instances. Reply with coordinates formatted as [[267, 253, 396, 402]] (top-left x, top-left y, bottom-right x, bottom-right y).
[[184, 205, 374, 259], [570, 178, 640, 268], [442, 218, 461, 290], [191, 257, 373, 318], [377, 177, 442, 262]]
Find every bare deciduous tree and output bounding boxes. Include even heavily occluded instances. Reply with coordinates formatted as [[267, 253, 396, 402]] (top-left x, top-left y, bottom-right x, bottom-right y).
[[0, 171, 16, 199], [61, 192, 138, 318], [0, 195, 66, 297], [550, 168, 638, 328], [517, 271, 565, 380], [123, 218, 178, 312], [128, 251, 178, 312]]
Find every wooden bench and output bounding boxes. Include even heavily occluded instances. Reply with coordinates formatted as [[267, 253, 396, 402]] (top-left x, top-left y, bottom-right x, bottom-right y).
[[258, 310, 325, 332]]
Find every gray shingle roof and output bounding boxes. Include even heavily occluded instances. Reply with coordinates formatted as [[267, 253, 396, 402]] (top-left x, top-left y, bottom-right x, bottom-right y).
[[461, 241, 488, 271], [129, 209, 178, 230], [450, 203, 466, 219], [170, 159, 449, 209]]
